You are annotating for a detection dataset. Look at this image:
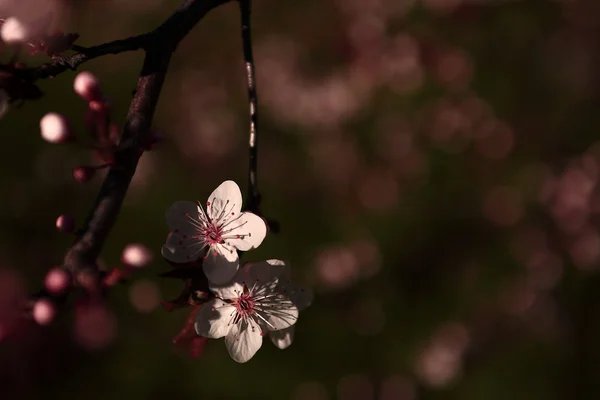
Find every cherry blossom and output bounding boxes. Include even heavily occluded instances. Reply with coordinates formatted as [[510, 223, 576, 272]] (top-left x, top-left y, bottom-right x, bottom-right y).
[[194, 260, 301, 363], [161, 180, 267, 284], [269, 266, 313, 350]]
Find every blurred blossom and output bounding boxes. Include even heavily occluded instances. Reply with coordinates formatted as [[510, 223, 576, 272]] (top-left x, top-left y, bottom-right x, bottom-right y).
[[257, 37, 369, 130], [569, 228, 600, 269], [482, 185, 523, 227], [509, 226, 549, 264], [380, 34, 424, 95], [427, 100, 470, 152], [121, 243, 153, 269], [348, 298, 386, 336], [0, 0, 61, 24], [434, 48, 473, 90], [170, 72, 236, 162], [308, 135, 360, 191], [74, 71, 102, 102], [542, 162, 596, 234], [415, 322, 469, 388], [45, 267, 70, 295], [337, 374, 374, 400], [74, 305, 117, 350], [380, 375, 416, 400], [349, 238, 382, 278], [375, 116, 415, 165], [356, 168, 400, 214], [457, 95, 493, 130], [499, 280, 537, 315], [291, 381, 329, 400], [32, 299, 56, 326], [40, 113, 72, 144], [0, 16, 29, 44], [129, 280, 160, 313], [314, 246, 360, 290], [475, 120, 515, 160], [526, 251, 563, 290]]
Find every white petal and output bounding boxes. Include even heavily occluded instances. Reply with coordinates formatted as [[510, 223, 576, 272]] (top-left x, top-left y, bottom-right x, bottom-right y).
[[206, 180, 243, 223], [223, 212, 267, 251], [225, 319, 263, 363], [241, 259, 289, 289], [281, 283, 313, 311], [269, 326, 295, 349], [203, 244, 239, 285], [210, 278, 245, 300], [265, 301, 298, 331], [165, 201, 202, 234], [194, 299, 234, 339], [161, 231, 203, 263]]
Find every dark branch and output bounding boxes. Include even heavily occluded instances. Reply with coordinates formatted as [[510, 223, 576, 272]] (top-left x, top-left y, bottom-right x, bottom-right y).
[[239, 0, 260, 213], [32, 35, 151, 80], [25, 0, 234, 317], [10, 0, 232, 83]]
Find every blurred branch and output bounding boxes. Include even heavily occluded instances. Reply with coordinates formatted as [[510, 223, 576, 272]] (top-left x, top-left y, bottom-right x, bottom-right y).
[[239, 0, 260, 214], [25, 35, 151, 80], [26, 0, 234, 318]]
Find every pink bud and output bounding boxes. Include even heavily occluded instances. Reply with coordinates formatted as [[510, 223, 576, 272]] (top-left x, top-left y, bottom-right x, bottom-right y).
[[55, 214, 76, 233], [45, 268, 71, 295], [33, 299, 56, 326], [121, 243, 153, 269], [1, 17, 29, 44], [73, 71, 102, 102], [40, 113, 72, 143], [72, 166, 95, 183]]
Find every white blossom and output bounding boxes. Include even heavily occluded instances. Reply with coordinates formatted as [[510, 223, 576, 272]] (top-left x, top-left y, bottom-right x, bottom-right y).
[[195, 260, 301, 363], [268, 265, 313, 350], [161, 180, 267, 284]]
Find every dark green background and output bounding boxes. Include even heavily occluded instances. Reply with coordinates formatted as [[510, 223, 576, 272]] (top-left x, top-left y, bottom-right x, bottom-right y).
[[1, 0, 600, 399]]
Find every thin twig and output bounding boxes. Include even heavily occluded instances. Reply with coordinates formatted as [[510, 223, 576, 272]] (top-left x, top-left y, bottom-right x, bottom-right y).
[[26, 0, 233, 317], [239, 0, 260, 213]]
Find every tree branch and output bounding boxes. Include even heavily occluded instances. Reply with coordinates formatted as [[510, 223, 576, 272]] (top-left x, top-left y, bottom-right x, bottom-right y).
[[239, 0, 261, 213], [26, 0, 233, 315]]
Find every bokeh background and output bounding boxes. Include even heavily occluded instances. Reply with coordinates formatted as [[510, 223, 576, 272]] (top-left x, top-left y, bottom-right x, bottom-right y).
[[1, 0, 600, 398]]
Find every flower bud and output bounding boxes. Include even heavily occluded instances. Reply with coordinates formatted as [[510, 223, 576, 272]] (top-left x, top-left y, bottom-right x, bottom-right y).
[[55, 214, 76, 233], [72, 166, 96, 183], [121, 243, 153, 269], [74, 71, 102, 102], [45, 268, 71, 295], [40, 113, 72, 143], [1, 17, 29, 44], [33, 299, 56, 326]]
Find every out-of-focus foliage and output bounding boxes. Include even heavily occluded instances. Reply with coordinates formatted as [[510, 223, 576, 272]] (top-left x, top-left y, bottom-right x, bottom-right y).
[[1, 0, 600, 399]]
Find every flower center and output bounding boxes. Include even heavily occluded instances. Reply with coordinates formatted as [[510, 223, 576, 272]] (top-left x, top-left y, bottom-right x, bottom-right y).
[[233, 293, 255, 317], [202, 223, 222, 245]]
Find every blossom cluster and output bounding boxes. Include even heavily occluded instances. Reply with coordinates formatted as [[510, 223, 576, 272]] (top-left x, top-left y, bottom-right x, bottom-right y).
[[161, 180, 312, 362]]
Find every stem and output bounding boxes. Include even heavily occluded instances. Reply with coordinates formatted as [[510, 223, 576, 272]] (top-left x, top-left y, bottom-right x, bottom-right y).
[[239, 0, 260, 213], [25, 0, 234, 315]]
